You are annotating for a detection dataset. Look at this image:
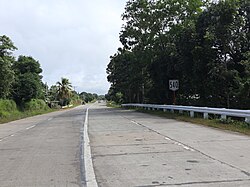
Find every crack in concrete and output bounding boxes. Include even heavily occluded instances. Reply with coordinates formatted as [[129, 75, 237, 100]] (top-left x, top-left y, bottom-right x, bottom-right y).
[[117, 113, 250, 177], [135, 178, 250, 186], [93, 150, 183, 158], [92, 142, 173, 148]]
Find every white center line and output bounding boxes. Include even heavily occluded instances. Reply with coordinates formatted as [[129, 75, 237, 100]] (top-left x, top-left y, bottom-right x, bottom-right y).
[[26, 125, 36, 130]]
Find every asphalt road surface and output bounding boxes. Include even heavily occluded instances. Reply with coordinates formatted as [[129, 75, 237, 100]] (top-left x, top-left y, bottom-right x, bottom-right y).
[[89, 103, 250, 187], [1, 103, 250, 187]]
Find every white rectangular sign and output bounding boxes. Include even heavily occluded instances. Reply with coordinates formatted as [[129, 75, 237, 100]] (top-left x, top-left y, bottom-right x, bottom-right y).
[[169, 80, 179, 91]]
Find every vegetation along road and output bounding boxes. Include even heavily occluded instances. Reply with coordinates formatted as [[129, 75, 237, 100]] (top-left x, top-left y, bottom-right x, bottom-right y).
[[1, 102, 249, 186]]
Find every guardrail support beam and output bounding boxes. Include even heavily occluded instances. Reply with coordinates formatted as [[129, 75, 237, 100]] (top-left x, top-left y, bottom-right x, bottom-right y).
[[245, 117, 250, 124], [221, 115, 227, 120], [190, 111, 194, 118], [203, 113, 208, 119]]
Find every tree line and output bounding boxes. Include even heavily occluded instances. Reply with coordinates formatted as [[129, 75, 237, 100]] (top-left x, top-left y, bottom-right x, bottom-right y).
[[106, 0, 250, 109], [0, 35, 102, 112]]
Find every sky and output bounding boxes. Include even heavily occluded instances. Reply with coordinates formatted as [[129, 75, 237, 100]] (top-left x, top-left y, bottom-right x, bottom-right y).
[[0, 0, 126, 95]]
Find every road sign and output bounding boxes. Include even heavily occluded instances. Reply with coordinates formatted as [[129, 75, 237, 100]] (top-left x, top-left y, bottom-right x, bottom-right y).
[[169, 80, 179, 91]]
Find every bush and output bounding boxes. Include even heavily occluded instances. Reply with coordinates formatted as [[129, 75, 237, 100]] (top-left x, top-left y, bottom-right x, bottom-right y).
[[71, 99, 82, 106], [0, 99, 17, 111], [24, 99, 48, 111], [0, 99, 18, 118]]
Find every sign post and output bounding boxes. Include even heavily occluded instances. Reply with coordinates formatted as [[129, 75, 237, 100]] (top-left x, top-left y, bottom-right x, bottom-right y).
[[169, 80, 179, 105]]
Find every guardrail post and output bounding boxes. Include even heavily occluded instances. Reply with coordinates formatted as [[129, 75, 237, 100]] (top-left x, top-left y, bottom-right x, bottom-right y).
[[221, 115, 227, 120], [163, 109, 167, 112], [190, 111, 194, 118], [171, 109, 174, 113], [179, 110, 183, 114], [245, 117, 250, 124], [203, 113, 208, 119]]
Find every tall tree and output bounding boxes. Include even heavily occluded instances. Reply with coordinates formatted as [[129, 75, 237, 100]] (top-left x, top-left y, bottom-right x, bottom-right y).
[[194, 0, 250, 108], [57, 78, 72, 106], [12, 56, 44, 104], [0, 35, 17, 99], [115, 0, 204, 103], [107, 0, 250, 109]]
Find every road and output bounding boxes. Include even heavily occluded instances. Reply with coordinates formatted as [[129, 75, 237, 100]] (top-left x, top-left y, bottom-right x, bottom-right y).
[[0, 103, 250, 187], [0, 105, 87, 187], [89, 103, 250, 187]]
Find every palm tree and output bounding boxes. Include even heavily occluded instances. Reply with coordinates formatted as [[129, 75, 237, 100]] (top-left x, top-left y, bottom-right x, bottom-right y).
[[56, 77, 72, 106]]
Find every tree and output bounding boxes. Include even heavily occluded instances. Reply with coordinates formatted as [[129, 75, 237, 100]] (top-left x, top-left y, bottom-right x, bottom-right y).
[[79, 92, 95, 103], [193, 0, 250, 108], [0, 35, 17, 99], [48, 85, 59, 101], [12, 56, 44, 104], [107, 0, 250, 109], [107, 47, 151, 103], [57, 78, 72, 106], [110, 0, 204, 104]]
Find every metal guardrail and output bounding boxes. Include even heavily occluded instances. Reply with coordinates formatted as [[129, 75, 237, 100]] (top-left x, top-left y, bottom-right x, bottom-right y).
[[122, 103, 250, 123]]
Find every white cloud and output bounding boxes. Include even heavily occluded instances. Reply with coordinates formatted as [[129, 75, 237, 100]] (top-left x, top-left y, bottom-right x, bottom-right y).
[[0, 0, 126, 94]]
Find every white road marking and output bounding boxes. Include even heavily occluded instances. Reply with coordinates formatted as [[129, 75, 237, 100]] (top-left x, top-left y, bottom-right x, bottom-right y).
[[26, 125, 36, 130], [0, 137, 8, 141], [0, 125, 37, 143], [131, 120, 195, 152], [131, 120, 138, 125], [84, 108, 98, 187]]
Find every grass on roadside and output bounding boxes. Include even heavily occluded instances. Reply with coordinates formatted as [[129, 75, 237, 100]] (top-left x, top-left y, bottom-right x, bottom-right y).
[[132, 108, 250, 136], [0, 108, 58, 124], [106, 101, 121, 108]]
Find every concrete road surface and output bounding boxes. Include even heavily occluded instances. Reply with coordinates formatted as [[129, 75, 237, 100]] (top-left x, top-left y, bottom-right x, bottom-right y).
[[1, 103, 250, 187], [89, 103, 250, 187], [0, 105, 87, 187]]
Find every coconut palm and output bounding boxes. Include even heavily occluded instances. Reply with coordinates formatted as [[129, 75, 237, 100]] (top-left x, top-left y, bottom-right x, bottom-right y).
[[56, 77, 72, 106]]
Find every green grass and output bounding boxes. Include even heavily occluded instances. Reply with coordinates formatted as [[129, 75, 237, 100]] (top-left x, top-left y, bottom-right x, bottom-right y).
[[106, 101, 121, 108], [133, 108, 250, 136], [0, 108, 58, 124]]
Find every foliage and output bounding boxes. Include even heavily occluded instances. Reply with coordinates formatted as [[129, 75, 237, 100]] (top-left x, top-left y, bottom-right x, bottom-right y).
[[12, 56, 44, 104], [56, 77, 72, 106], [107, 0, 250, 109], [0, 99, 17, 117], [79, 92, 98, 103], [24, 99, 48, 111], [0, 35, 17, 98], [0, 99, 55, 124], [70, 91, 82, 106]]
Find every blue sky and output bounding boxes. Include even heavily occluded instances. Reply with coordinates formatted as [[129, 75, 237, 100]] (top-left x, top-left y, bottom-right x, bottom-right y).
[[0, 0, 126, 94]]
